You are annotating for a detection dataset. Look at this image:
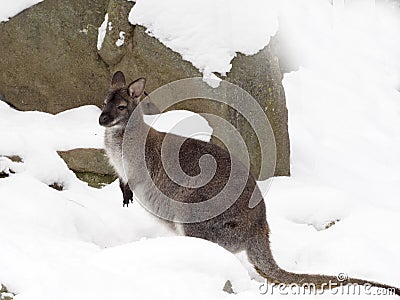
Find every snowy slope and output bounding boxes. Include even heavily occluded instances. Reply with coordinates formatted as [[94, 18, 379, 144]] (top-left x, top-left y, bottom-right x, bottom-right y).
[[1, 102, 398, 299]]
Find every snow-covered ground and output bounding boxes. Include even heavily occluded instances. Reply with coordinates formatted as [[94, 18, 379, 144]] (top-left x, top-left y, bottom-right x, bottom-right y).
[[1, 0, 400, 299]]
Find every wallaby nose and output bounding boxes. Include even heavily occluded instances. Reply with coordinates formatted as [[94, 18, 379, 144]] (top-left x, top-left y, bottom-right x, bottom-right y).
[[99, 113, 110, 126]]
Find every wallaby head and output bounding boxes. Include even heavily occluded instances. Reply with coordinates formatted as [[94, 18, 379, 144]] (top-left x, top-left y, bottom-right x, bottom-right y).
[[99, 71, 146, 128]]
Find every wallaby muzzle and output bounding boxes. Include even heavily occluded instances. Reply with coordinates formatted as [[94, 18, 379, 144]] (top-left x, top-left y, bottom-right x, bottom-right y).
[[99, 112, 113, 127]]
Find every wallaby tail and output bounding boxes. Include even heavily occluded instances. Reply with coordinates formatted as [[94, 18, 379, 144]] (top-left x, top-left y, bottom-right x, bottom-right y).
[[247, 234, 400, 296]]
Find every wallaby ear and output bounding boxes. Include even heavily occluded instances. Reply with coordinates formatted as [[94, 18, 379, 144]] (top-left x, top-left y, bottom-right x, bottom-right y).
[[128, 78, 146, 98], [111, 71, 126, 88]]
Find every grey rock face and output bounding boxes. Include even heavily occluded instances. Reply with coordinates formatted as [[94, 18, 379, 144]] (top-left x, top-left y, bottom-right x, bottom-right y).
[[226, 47, 290, 177], [98, 0, 135, 67], [0, 0, 110, 113]]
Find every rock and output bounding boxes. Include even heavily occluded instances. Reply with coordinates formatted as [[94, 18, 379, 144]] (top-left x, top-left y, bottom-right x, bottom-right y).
[[75, 172, 116, 188], [0, 0, 110, 113], [0, 155, 23, 178], [0, 161, 8, 178], [57, 148, 117, 188], [57, 148, 114, 175], [222, 280, 235, 294], [98, 0, 134, 67], [0, 94, 19, 110], [6, 156, 22, 163], [225, 46, 290, 177], [49, 182, 64, 191], [113, 25, 202, 92], [0, 284, 14, 300], [0, 0, 290, 177], [269, 31, 300, 75]]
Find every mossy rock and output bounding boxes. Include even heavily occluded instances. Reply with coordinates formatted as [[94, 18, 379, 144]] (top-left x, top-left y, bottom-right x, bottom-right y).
[[76, 171, 117, 188], [57, 148, 117, 188], [58, 148, 115, 175]]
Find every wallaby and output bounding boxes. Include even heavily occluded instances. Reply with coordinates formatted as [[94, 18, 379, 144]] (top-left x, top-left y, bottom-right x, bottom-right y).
[[99, 71, 399, 295]]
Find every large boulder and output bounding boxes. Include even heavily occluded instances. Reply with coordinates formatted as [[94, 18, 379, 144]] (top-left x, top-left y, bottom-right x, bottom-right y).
[[0, 0, 110, 113], [0, 0, 290, 177]]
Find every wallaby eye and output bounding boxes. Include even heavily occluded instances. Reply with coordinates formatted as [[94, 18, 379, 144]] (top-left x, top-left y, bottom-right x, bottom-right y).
[[118, 105, 126, 111]]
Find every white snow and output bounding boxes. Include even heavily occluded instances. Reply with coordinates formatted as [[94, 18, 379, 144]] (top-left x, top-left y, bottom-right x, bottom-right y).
[[128, 0, 279, 83], [144, 110, 213, 142], [0, 157, 24, 175], [202, 71, 222, 88], [115, 31, 126, 47], [0, 0, 43, 22], [1, 0, 400, 299], [264, 0, 400, 294], [97, 13, 109, 51]]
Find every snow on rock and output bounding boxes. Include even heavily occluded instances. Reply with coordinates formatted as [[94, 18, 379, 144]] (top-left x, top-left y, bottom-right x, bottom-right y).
[[0, 0, 43, 22], [202, 71, 222, 88], [97, 13, 108, 51], [115, 31, 126, 47], [0, 103, 104, 186], [0, 157, 24, 176], [128, 0, 279, 79]]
